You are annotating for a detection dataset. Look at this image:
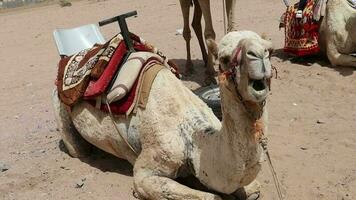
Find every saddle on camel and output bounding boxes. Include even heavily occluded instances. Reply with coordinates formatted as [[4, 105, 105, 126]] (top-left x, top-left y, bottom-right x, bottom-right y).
[[55, 12, 179, 116], [280, 0, 327, 56]]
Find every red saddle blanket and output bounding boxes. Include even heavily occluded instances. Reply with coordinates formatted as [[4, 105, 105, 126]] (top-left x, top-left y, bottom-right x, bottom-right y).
[[56, 33, 179, 115], [283, 0, 320, 56]]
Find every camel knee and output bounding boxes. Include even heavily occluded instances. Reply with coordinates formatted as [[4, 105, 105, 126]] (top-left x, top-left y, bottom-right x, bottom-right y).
[[133, 170, 154, 199], [134, 170, 222, 200], [204, 31, 216, 43], [327, 54, 340, 67], [326, 47, 356, 67], [326, 42, 341, 66]]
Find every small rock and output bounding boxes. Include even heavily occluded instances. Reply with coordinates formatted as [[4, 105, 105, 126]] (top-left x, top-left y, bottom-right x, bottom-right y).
[[175, 28, 183, 35], [317, 119, 326, 124], [59, 0, 72, 7], [75, 178, 86, 188], [300, 147, 308, 150], [60, 166, 69, 170], [0, 162, 9, 172], [75, 182, 84, 188]]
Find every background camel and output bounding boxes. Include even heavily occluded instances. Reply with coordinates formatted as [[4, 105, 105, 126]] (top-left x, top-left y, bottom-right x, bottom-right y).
[[52, 31, 273, 200], [318, 0, 356, 67], [178, 0, 237, 84]]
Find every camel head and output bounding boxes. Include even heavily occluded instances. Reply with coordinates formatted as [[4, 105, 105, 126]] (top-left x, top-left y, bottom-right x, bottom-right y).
[[218, 33, 273, 104]]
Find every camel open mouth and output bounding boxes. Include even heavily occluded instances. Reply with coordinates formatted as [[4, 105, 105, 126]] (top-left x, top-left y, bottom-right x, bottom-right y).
[[248, 78, 268, 101], [249, 79, 267, 92]]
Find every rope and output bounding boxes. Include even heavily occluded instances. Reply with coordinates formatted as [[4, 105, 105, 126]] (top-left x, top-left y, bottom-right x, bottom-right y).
[[105, 100, 138, 155], [261, 138, 284, 200]]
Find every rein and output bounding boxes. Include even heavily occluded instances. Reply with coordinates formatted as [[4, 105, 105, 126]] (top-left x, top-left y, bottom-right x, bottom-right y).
[[220, 48, 284, 200], [105, 100, 139, 156]]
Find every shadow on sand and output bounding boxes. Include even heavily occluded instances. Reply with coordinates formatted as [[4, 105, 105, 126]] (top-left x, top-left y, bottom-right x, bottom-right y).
[[273, 48, 355, 76], [59, 140, 133, 176], [170, 58, 213, 87]]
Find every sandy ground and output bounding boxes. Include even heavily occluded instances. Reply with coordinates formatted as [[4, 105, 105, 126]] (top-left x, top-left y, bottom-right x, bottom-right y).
[[0, 0, 356, 199]]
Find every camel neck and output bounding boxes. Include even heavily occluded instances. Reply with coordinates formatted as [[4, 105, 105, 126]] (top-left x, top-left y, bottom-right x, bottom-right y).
[[218, 80, 266, 145]]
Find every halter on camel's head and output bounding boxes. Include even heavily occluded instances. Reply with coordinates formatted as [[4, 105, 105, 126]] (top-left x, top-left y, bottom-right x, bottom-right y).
[[218, 37, 274, 119]]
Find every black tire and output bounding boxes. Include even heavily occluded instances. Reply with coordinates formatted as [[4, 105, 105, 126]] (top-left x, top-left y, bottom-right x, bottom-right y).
[[194, 85, 222, 120]]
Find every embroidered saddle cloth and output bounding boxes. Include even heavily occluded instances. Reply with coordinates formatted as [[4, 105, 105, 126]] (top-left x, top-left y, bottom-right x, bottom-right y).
[[56, 33, 179, 115], [282, 0, 320, 56]]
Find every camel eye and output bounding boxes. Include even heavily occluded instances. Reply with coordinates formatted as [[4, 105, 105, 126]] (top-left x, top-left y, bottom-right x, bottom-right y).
[[247, 51, 257, 57]]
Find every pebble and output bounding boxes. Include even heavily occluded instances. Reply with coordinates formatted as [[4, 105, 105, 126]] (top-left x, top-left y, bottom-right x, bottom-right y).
[[317, 119, 326, 124], [75, 178, 86, 188], [0, 162, 9, 172]]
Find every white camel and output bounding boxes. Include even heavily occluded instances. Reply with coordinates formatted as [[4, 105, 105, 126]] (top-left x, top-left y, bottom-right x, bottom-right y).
[[178, 0, 237, 83], [52, 31, 273, 200], [318, 0, 356, 67]]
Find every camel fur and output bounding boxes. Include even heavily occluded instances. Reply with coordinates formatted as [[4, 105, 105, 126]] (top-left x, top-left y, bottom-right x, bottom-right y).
[[178, 0, 237, 84], [318, 0, 356, 67], [52, 30, 273, 200]]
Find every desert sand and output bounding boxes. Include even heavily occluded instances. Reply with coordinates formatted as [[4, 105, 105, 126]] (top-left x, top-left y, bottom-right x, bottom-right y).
[[0, 0, 355, 199]]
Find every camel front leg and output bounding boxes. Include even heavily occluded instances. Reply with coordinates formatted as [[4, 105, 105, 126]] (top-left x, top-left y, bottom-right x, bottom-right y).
[[52, 89, 92, 158], [225, 0, 237, 32], [326, 40, 356, 67], [197, 0, 217, 85], [233, 180, 261, 200], [133, 149, 222, 200], [179, 0, 195, 74]]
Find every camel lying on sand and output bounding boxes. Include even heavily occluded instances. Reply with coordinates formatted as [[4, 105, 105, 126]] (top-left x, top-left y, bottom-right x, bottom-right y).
[[178, 0, 237, 83], [318, 0, 356, 67], [52, 31, 273, 200]]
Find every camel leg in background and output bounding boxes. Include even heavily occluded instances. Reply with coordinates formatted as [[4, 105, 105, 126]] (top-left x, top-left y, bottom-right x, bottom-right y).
[[179, 0, 195, 74], [197, 0, 217, 84], [192, 0, 208, 66], [326, 40, 356, 67], [225, 0, 237, 32], [52, 89, 92, 158]]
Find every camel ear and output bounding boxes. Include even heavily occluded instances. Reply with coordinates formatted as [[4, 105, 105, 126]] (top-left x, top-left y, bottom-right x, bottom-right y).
[[206, 39, 219, 60], [260, 37, 274, 58]]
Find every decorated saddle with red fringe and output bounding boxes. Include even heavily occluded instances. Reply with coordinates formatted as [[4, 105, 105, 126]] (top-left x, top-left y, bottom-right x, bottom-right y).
[[56, 33, 179, 115], [282, 0, 320, 56]]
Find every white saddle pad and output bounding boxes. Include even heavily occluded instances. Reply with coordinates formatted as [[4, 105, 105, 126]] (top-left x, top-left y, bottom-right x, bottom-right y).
[[106, 51, 163, 103]]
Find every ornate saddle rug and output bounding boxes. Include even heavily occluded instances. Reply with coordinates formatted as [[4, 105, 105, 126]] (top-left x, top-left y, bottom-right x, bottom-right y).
[[56, 33, 179, 115], [282, 0, 320, 56]]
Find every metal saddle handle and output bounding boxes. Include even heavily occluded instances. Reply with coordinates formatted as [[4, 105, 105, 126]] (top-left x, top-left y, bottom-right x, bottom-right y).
[[98, 11, 137, 53]]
